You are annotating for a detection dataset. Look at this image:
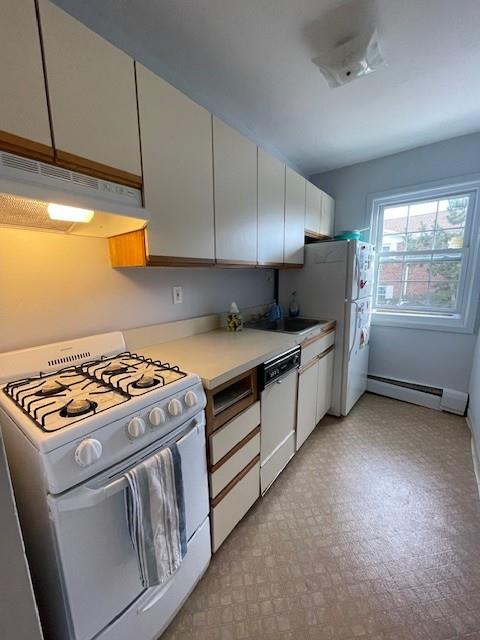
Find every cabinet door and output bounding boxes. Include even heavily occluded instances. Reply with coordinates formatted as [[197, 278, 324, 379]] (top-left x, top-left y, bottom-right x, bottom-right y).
[[296, 361, 318, 451], [0, 0, 52, 159], [284, 167, 305, 264], [213, 117, 257, 264], [320, 191, 335, 237], [257, 149, 285, 265], [316, 349, 334, 424], [305, 181, 321, 234], [137, 64, 215, 261], [38, 0, 141, 184]]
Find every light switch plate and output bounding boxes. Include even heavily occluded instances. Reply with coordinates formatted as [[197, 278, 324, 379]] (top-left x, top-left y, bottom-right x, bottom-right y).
[[172, 286, 183, 304]]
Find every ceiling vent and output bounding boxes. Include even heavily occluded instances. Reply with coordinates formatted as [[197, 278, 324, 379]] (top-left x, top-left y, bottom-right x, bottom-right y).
[[313, 28, 385, 88]]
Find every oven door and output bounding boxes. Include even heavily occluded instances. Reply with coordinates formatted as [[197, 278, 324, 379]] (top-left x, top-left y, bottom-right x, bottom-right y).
[[47, 414, 208, 640]]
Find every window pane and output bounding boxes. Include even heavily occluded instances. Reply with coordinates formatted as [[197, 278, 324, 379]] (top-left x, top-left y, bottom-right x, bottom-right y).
[[381, 233, 406, 252], [401, 281, 429, 307], [404, 258, 430, 281], [437, 197, 469, 229], [376, 282, 400, 306], [430, 282, 458, 309], [378, 256, 403, 283], [405, 230, 434, 251], [407, 200, 437, 232], [383, 205, 408, 234], [434, 228, 464, 250], [430, 254, 462, 281]]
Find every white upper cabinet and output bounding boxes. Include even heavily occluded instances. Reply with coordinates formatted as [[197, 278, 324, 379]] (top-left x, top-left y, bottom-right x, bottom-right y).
[[305, 181, 321, 234], [0, 0, 52, 156], [213, 117, 257, 264], [257, 149, 285, 265], [320, 191, 335, 238], [38, 0, 141, 182], [136, 64, 215, 261], [284, 167, 305, 265]]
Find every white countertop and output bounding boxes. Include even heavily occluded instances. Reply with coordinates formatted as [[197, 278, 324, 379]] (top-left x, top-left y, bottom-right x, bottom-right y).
[[138, 322, 334, 389]]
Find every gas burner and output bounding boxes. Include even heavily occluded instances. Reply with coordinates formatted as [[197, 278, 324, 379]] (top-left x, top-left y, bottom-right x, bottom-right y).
[[102, 362, 130, 376], [36, 379, 68, 396], [132, 374, 159, 389], [60, 398, 97, 418]]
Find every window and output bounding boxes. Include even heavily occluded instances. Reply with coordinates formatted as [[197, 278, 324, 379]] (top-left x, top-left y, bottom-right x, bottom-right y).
[[369, 178, 480, 332]]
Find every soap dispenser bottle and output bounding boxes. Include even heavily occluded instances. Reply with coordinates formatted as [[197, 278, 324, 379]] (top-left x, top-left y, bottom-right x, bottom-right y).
[[289, 291, 300, 317]]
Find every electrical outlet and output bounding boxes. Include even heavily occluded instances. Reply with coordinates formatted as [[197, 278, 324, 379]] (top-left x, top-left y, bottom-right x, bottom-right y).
[[172, 285, 183, 304]]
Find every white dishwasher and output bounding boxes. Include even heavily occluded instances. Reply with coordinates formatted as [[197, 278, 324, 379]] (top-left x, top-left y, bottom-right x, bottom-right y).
[[259, 346, 300, 494]]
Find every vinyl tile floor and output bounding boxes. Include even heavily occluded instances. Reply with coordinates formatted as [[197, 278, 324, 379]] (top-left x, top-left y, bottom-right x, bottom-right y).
[[163, 393, 480, 640]]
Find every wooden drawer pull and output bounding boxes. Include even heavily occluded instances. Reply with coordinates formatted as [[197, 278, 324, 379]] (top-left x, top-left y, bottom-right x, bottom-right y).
[[318, 345, 335, 360], [211, 455, 260, 507], [209, 425, 260, 472]]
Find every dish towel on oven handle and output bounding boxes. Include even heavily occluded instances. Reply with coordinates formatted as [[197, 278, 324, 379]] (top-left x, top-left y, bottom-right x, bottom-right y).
[[125, 443, 187, 588]]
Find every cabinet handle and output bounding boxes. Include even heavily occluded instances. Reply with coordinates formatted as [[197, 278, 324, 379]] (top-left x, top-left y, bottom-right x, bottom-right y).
[[317, 345, 335, 360]]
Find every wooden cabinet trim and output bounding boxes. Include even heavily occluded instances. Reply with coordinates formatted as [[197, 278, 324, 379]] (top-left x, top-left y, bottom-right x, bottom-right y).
[[55, 150, 142, 188], [318, 345, 335, 360], [148, 255, 216, 267], [109, 229, 147, 267], [209, 425, 260, 473], [216, 259, 258, 267], [211, 454, 260, 508], [305, 230, 330, 240], [298, 357, 318, 375], [301, 325, 336, 349], [256, 261, 285, 268], [0, 130, 54, 163], [280, 263, 304, 269], [206, 368, 258, 435]]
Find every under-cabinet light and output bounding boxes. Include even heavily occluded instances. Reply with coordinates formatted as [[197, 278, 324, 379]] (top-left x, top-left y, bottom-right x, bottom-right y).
[[47, 203, 94, 223]]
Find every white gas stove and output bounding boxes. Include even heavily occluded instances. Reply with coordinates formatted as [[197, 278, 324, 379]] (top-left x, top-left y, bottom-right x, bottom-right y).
[[0, 331, 205, 494], [0, 331, 211, 640]]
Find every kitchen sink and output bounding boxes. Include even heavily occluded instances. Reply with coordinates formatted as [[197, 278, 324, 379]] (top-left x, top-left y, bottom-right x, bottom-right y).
[[245, 317, 322, 335]]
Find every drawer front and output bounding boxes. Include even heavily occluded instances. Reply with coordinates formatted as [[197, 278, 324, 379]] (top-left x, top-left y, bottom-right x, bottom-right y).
[[260, 431, 295, 494], [301, 329, 335, 366], [211, 460, 260, 551], [209, 433, 260, 498], [209, 402, 260, 465]]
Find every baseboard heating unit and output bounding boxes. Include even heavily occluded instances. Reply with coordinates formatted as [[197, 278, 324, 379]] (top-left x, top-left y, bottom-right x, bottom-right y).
[[367, 375, 468, 415]]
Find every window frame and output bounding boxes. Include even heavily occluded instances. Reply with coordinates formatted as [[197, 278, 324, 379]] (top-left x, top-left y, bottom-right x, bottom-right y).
[[368, 176, 480, 333]]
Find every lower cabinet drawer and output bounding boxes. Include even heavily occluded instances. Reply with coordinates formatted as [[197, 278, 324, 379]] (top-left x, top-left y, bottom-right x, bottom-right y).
[[211, 459, 260, 552], [209, 401, 260, 465], [301, 329, 335, 366], [260, 431, 295, 495], [209, 432, 260, 498]]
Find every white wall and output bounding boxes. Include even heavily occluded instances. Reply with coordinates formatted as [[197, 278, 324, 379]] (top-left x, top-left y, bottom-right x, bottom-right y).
[[469, 332, 480, 460], [0, 228, 274, 352], [311, 132, 480, 392]]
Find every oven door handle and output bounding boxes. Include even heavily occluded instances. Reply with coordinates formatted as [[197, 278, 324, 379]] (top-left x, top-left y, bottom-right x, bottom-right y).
[[55, 417, 202, 512]]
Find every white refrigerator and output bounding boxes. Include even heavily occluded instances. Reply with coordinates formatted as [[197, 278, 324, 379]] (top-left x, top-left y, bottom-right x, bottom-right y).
[[279, 240, 375, 416]]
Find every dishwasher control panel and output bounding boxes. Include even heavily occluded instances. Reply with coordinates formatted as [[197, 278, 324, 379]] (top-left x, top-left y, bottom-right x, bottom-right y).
[[259, 346, 301, 390]]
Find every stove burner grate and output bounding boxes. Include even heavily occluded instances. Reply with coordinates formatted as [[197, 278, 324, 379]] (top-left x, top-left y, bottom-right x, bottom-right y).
[[60, 398, 98, 418]]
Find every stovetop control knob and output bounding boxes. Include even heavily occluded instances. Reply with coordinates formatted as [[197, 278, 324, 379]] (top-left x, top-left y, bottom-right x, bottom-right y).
[[127, 416, 146, 439], [149, 407, 166, 426], [184, 390, 198, 408], [168, 398, 183, 417], [74, 438, 103, 467]]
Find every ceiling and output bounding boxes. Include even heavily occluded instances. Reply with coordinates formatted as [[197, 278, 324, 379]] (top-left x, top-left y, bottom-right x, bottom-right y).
[[53, 0, 480, 176]]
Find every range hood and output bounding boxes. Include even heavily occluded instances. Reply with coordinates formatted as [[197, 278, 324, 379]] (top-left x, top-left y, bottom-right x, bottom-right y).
[[0, 151, 149, 237]]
